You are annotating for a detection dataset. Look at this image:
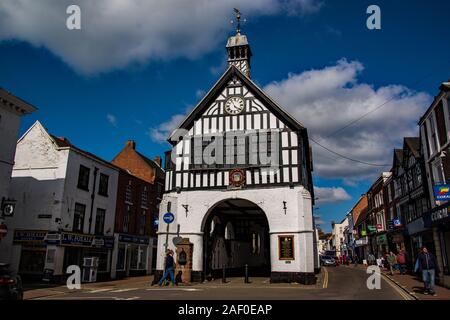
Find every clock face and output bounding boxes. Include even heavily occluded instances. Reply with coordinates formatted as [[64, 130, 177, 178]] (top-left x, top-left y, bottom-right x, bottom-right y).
[[225, 96, 244, 115]]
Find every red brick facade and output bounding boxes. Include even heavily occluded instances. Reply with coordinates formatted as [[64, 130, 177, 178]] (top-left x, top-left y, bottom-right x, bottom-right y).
[[112, 141, 164, 237]]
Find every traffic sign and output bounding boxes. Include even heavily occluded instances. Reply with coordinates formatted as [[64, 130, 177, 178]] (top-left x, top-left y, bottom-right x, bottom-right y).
[[163, 212, 175, 224]]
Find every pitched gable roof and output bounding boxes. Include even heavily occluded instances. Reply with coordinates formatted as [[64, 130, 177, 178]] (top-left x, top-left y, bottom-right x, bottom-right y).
[[20, 121, 119, 170], [168, 65, 306, 143], [404, 137, 420, 158]]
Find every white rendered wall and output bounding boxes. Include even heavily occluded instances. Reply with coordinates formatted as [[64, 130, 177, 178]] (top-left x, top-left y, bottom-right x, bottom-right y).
[[156, 185, 314, 274]]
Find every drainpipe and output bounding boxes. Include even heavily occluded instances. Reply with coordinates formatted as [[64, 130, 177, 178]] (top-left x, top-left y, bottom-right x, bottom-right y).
[[88, 167, 99, 234]]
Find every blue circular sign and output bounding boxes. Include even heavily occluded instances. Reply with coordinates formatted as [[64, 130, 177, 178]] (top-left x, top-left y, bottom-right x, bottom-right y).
[[163, 212, 175, 224]]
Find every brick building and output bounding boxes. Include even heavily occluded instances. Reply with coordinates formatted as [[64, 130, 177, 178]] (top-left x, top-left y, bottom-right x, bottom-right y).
[[419, 80, 450, 287], [110, 140, 164, 278]]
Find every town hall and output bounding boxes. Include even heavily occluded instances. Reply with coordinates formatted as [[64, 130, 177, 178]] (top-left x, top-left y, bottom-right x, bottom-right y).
[[156, 11, 315, 284]]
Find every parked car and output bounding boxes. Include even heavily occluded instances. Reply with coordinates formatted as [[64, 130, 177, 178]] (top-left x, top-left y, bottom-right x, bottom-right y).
[[320, 255, 337, 266], [0, 263, 23, 300]]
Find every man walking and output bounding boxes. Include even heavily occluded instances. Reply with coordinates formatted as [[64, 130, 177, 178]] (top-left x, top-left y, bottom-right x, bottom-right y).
[[387, 251, 397, 275], [416, 247, 440, 296], [158, 249, 176, 287]]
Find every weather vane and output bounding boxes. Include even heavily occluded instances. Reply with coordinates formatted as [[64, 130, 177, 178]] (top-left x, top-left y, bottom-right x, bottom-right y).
[[231, 8, 246, 34]]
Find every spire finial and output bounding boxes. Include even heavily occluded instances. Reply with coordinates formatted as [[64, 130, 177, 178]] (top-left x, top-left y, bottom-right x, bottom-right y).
[[233, 8, 241, 34]]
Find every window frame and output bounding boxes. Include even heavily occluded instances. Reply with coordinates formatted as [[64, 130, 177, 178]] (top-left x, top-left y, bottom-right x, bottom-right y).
[[73, 203, 86, 233], [98, 173, 109, 197], [95, 208, 106, 235], [77, 165, 90, 191]]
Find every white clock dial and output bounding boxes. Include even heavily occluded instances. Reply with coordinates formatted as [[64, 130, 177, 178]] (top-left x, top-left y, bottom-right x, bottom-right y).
[[225, 96, 244, 115]]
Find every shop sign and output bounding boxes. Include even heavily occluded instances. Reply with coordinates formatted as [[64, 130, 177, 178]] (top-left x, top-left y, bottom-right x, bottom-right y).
[[61, 232, 94, 247], [376, 234, 388, 245], [376, 224, 383, 231], [118, 234, 150, 245], [431, 206, 450, 223], [433, 184, 450, 200], [393, 218, 402, 228], [13, 229, 47, 242], [361, 230, 367, 236], [355, 237, 368, 246], [391, 234, 404, 244], [44, 232, 61, 245], [367, 225, 377, 233]]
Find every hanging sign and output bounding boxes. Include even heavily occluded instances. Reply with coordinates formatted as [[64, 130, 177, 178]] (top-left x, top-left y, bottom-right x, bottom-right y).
[[433, 184, 450, 200]]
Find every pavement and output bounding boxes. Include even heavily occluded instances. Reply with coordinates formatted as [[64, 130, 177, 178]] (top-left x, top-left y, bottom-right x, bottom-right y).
[[23, 265, 414, 300], [343, 263, 450, 300]]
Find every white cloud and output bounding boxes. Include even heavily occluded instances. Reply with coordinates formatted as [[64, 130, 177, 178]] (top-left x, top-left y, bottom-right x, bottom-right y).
[[0, 0, 322, 75], [264, 58, 432, 181], [314, 186, 351, 204], [148, 113, 187, 143], [106, 113, 117, 127]]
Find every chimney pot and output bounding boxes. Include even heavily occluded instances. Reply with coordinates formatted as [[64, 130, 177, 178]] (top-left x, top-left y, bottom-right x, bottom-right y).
[[126, 140, 136, 149]]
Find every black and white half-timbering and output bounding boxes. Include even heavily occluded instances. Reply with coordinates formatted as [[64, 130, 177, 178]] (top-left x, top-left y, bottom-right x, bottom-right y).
[[156, 26, 315, 284]]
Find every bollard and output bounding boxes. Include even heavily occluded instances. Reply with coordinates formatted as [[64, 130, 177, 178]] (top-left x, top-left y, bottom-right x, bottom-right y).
[[222, 264, 226, 283], [244, 264, 250, 283]]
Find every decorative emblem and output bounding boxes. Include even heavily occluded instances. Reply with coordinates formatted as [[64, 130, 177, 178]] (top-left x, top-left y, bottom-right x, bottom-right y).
[[229, 168, 246, 188]]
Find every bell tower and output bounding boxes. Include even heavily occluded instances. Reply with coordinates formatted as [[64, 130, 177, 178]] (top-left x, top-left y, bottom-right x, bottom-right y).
[[226, 8, 252, 77]]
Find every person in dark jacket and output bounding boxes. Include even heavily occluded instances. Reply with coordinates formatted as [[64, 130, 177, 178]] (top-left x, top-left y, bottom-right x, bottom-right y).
[[416, 247, 440, 296], [158, 249, 176, 287]]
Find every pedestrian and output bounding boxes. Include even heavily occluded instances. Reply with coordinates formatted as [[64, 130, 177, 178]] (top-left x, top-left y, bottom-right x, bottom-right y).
[[353, 254, 359, 266], [367, 253, 376, 266], [387, 251, 397, 275], [415, 246, 440, 296], [158, 249, 176, 287], [396, 250, 407, 275]]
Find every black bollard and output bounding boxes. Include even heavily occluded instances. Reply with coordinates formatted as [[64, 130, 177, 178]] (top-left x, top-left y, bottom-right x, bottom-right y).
[[244, 264, 250, 283], [222, 264, 226, 283]]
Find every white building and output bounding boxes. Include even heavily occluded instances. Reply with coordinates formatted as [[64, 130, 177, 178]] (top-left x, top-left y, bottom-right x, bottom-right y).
[[0, 121, 119, 281], [156, 23, 315, 284], [0, 88, 36, 219], [331, 217, 349, 257]]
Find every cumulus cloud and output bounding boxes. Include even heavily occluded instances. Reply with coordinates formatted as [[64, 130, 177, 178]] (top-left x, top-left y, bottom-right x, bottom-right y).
[[0, 0, 322, 75], [264, 58, 432, 181], [106, 113, 117, 127], [148, 113, 187, 143], [314, 186, 351, 204]]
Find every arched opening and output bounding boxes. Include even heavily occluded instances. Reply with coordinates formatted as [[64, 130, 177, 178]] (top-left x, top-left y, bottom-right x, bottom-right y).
[[202, 198, 270, 279]]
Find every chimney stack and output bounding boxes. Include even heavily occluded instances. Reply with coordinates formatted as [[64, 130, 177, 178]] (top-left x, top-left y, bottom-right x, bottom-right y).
[[126, 140, 136, 150], [154, 156, 162, 167]]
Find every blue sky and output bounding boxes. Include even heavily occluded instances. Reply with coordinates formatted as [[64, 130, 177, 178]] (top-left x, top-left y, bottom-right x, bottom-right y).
[[1, 0, 449, 231]]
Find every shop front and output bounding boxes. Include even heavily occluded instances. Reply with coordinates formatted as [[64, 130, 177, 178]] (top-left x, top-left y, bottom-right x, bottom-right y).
[[112, 233, 152, 279], [12, 229, 114, 282], [60, 232, 115, 281], [12, 230, 48, 281], [424, 204, 450, 288], [354, 236, 369, 260], [376, 233, 389, 256]]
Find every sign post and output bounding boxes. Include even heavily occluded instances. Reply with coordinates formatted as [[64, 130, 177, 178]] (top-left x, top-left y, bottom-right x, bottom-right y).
[[163, 212, 175, 252]]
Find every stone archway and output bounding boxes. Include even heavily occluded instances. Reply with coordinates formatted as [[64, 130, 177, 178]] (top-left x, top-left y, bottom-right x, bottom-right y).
[[201, 198, 270, 279]]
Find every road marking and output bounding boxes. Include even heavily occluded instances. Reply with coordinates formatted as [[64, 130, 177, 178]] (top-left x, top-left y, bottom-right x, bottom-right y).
[[85, 288, 114, 293], [146, 288, 202, 292], [114, 296, 140, 300], [381, 274, 413, 300], [109, 288, 139, 293], [322, 267, 329, 289]]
